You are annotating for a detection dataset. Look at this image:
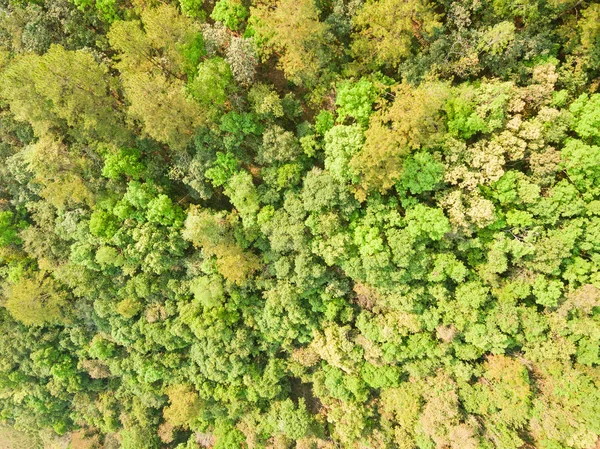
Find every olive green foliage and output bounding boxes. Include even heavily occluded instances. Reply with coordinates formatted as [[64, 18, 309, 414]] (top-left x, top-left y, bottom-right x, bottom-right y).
[[352, 0, 441, 68], [3, 273, 67, 326], [0, 1, 600, 449], [251, 0, 334, 87]]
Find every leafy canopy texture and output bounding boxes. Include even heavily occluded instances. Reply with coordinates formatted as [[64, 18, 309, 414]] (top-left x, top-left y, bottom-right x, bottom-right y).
[[1, 1, 600, 449]]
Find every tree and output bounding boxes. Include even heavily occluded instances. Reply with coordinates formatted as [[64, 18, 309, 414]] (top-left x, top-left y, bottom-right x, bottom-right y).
[[101, 147, 144, 181], [323, 125, 363, 183], [251, 0, 332, 85], [226, 37, 258, 85], [183, 207, 261, 284], [120, 71, 204, 151], [301, 168, 355, 213], [211, 0, 249, 31], [350, 82, 448, 192], [120, 426, 160, 449], [352, 0, 441, 68], [162, 384, 203, 429], [578, 3, 600, 70], [0, 44, 124, 143], [272, 398, 316, 440], [224, 171, 260, 228], [335, 78, 377, 126], [395, 151, 444, 196], [530, 361, 600, 449], [405, 204, 450, 241], [259, 282, 315, 348], [188, 57, 234, 111], [107, 4, 205, 150], [257, 125, 301, 166], [3, 272, 67, 326], [0, 210, 26, 247], [108, 4, 201, 77], [460, 356, 532, 448]]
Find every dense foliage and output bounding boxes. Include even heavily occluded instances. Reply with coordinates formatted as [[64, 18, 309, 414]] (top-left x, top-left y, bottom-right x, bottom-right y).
[[1, 0, 600, 448]]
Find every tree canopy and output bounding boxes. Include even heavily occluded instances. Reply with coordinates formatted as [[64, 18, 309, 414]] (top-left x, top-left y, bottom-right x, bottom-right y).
[[0, 0, 600, 448]]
